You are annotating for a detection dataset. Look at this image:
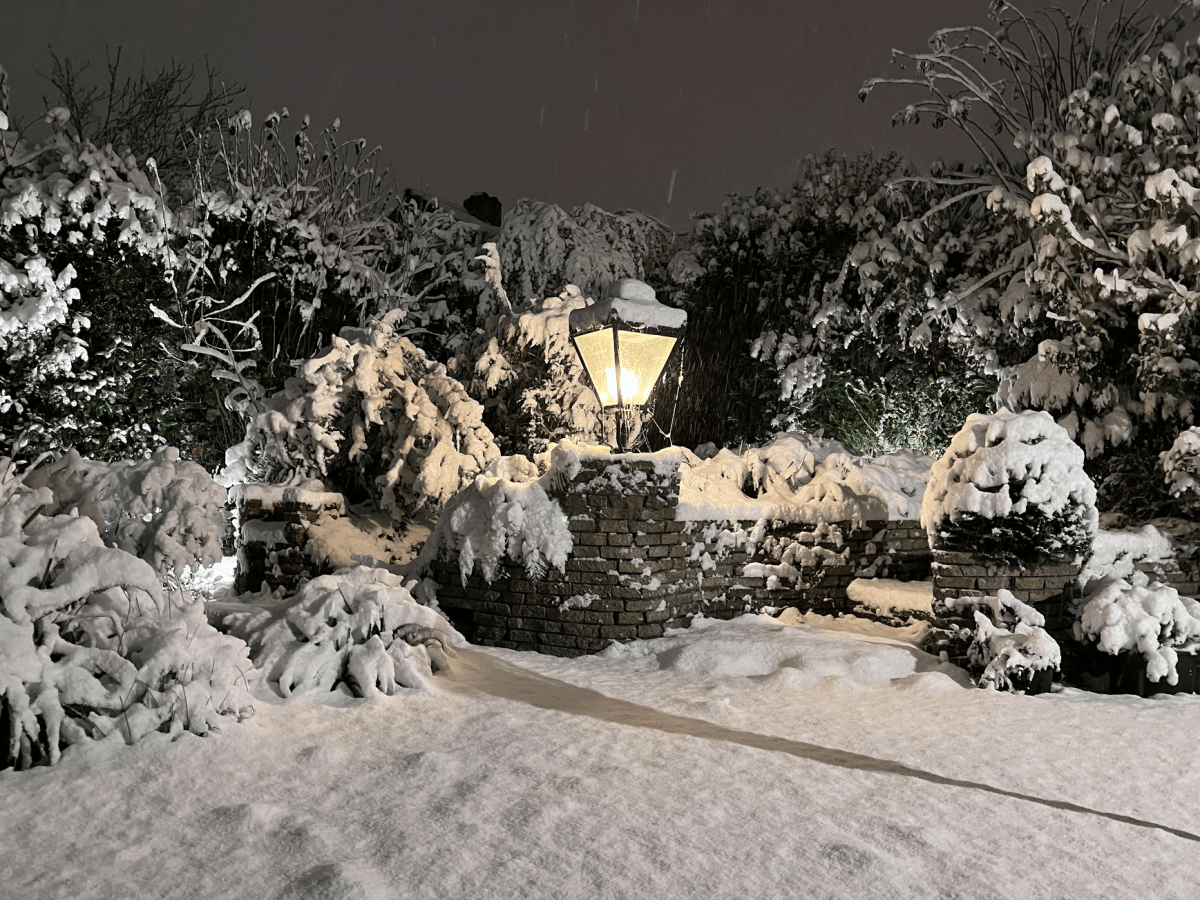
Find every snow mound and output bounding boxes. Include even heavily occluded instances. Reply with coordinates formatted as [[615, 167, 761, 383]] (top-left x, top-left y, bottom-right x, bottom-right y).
[[220, 567, 455, 698], [847, 578, 934, 615], [598, 613, 957, 692]]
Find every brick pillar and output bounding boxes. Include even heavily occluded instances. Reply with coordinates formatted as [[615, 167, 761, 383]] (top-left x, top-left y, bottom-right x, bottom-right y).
[[234, 487, 344, 593], [926, 548, 1081, 663]]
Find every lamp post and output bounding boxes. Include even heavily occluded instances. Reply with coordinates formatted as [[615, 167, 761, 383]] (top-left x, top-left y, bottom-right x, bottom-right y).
[[568, 278, 687, 450]]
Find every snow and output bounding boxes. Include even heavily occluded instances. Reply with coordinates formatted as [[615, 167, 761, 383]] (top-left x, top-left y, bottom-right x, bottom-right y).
[[5, 602, 1200, 898], [677, 435, 931, 524], [567, 277, 688, 334], [1082, 524, 1175, 586], [413, 472, 573, 584], [1077, 573, 1200, 685], [547, 440, 691, 486], [1162, 426, 1200, 500], [968, 589, 1062, 691], [847, 578, 934, 615], [230, 481, 347, 514]]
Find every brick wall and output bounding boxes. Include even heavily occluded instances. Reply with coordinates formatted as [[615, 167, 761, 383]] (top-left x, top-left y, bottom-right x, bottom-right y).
[[432, 456, 934, 655], [1136, 553, 1200, 598]]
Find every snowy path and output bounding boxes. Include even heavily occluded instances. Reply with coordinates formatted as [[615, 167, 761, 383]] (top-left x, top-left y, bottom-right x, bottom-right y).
[[3, 614, 1200, 898], [447, 647, 1200, 845]]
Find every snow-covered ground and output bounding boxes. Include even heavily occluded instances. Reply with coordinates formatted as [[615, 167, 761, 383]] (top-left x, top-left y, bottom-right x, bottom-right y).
[[3, 598, 1199, 899]]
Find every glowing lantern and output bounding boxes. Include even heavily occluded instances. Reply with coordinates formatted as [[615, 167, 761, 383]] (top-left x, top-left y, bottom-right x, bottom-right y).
[[568, 278, 687, 449]]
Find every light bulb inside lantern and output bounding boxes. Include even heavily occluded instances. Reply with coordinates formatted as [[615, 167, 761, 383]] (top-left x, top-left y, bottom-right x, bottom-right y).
[[605, 367, 639, 403]]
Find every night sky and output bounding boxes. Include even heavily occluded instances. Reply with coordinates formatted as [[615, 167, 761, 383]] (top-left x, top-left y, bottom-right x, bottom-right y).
[[0, 0, 1118, 229]]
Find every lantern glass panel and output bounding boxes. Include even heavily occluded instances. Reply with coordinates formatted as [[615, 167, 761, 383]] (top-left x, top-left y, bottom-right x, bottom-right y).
[[573, 328, 619, 406], [614, 331, 678, 406]]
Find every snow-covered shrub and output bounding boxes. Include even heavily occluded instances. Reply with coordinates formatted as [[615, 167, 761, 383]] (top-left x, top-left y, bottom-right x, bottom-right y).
[[671, 150, 994, 451], [497, 199, 677, 303], [1, 107, 189, 460], [458, 273, 602, 456], [156, 110, 489, 465], [922, 410, 1097, 565], [969, 589, 1061, 692], [22, 446, 226, 578], [863, 2, 1200, 514], [224, 308, 499, 523], [1076, 573, 1200, 686], [0, 458, 253, 770], [415, 473, 573, 585], [218, 567, 454, 697], [1162, 426, 1200, 507], [797, 449, 934, 522]]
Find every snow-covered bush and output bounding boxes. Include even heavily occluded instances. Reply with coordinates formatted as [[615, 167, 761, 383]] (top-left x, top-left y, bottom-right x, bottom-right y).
[[0, 458, 253, 770], [22, 446, 226, 578], [798, 449, 934, 522], [1, 107, 189, 460], [675, 432, 932, 525], [415, 472, 573, 585], [1162, 426, 1200, 506], [223, 308, 499, 523], [922, 410, 1098, 565], [218, 567, 454, 697], [1076, 572, 1200, 685], [671, 150, 995, 452], [969, 589, 1061, 692], [458, 272, 602, 457], [497, 199, 678, 303]]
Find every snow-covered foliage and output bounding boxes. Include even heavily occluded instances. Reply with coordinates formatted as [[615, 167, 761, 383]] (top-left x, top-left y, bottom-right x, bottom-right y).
[[1161, 425, 1200, 503], [675, 433, 931, 524], [861, 1, 1200, 513], [1076, 572, 1200, 685], [801, 449, 934, 522], [22, 447, 226, 578], [218, 567, 454, 698], [672, 151, 996, 453], [968, 589, 1061, 692], [415, 472, 573, 585], [497, 199, 678, 303], [177, 112, 484, 369], [0, 457, 253, 770], [457, 275, 602, 456], [1, 108, 182, 459], [922, 410, 1097, 564], [223, 308, 499, 523]]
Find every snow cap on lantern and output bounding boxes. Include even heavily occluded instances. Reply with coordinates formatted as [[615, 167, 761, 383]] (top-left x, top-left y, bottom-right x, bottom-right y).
[[568, 278, 687, 409]]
